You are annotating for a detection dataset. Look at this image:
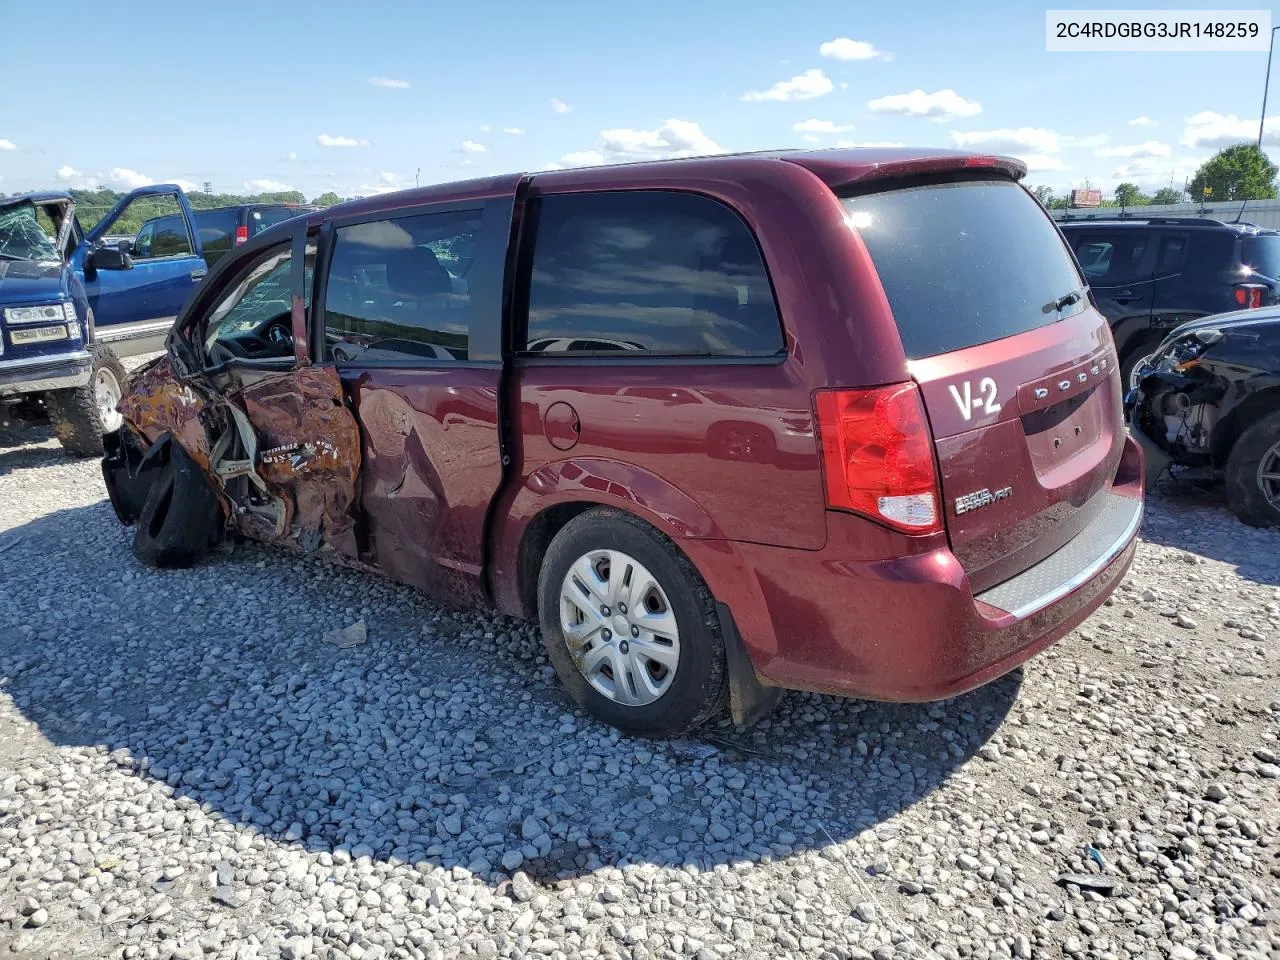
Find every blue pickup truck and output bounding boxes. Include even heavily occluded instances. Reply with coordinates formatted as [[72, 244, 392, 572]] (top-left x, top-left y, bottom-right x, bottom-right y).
[[0, 185, 210, 455]]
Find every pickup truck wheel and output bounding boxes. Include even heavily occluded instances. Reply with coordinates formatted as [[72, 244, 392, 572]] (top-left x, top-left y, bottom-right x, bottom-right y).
[[538, 508, 728, 737], [131, 443, 221, 568], [47, 344, 127, 457], [1225, 413, 1280, 529]]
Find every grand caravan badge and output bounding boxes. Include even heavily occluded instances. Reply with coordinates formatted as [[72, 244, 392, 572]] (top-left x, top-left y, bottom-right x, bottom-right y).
[[955, 486, 1013, 515]]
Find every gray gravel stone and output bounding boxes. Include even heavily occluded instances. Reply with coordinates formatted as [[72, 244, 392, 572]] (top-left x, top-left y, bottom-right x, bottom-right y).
[[0, 416, 1277, 960]]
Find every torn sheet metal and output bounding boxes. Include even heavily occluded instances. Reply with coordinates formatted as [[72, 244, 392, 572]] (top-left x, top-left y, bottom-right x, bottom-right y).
[[117, 357, 361, 559], [234, 365, 361, 557], [117, 356, 217, 472]]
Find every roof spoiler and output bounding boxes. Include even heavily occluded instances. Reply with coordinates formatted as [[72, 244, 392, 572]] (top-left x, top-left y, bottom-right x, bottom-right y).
[[835, 154, 1027, 188]]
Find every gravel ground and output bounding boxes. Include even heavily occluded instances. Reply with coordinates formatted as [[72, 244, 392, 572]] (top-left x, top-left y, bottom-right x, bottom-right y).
[[0, 424, 1277, 960]]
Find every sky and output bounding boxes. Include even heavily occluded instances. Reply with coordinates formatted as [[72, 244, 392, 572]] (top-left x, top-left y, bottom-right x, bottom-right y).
[[1, 0, 1277, 201]]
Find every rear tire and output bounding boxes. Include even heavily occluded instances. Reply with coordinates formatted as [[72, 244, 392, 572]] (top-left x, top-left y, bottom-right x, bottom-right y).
[[537, 507, 728, 737], [1225, 413, 1280, 529], [131, 443, 221, 568], [48, 344, 128, 457]]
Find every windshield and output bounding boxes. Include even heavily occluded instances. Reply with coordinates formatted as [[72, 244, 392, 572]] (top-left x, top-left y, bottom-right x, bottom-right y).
[[0, 201, 61, 262], [842, 178, 1086, 359]]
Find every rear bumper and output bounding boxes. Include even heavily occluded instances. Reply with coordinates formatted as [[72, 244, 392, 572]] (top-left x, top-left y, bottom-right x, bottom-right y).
[[711, 433, 1144, 701], [0, 351, 93, 398]]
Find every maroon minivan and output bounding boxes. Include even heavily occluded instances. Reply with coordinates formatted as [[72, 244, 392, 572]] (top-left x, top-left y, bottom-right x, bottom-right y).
[[102, 148, 1144, 736]]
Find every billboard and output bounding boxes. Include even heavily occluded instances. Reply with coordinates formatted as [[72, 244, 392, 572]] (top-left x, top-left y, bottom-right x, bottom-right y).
[[1070, 189, 1103, 208]]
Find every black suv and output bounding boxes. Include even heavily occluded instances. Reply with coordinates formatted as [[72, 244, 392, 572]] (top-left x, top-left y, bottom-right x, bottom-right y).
[[1057, 217, 1280, 386], [1128, 307, 1280, 528], [132, 203, 319, 268]]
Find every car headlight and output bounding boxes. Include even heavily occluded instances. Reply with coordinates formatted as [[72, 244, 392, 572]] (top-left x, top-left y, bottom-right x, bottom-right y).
[[3, 303, 70, 325], [1158, 328, 1223, 373]]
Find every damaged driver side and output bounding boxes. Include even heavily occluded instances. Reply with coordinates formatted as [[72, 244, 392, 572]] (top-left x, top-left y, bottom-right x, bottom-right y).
[[103, 225, 363, 568]]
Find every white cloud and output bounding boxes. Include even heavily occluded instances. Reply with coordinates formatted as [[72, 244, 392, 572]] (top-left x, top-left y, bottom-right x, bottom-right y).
[[600, 118, 723, 161], [460, 140, 487, 153], [835, 140, 907, 149], [245, 178, 295, 193], [802, 135, 820, 143], [316, 133, 370, 148], [1182, 111, 1279, 148], [172, 179, 199, 193], [867, 89, 981, 121], [368, 76, 410, 89], [56, 165, 81, 181], [550, 98, 572, 114], [284, 151, 298, 161], [1095, 141, 1171, 159], [0, 139, 16, 152], [540, 162, 565, 171], [479, 124, 491, 133], [105, 168, 155, 189], [741, 69, 833, 103], [1109, 157, 1172, 180], [503, 126, 525, 135], [1129, 116, 1156, 127], [818, 37, 890, 61], [793, 119, 856, 134], [558, 150, 605, 167], [357, 172, 405, 195], [949, 128, 1066, 174], [950, 127, 1061, 155], [1020, 155, 1066, 172]]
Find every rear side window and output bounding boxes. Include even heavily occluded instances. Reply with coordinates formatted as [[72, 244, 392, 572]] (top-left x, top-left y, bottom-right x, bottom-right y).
[[252, 207, 305, 236], [845, 180, 1085, 359], [323, 209, 479, 362], [1242, 235, 1280, 279], [196, 209, 238, 264], [523, 191, 784, 356]]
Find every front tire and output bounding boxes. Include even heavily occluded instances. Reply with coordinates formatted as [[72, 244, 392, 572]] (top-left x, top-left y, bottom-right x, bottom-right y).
[[537, 508, 728, 737], [1225, 413, 1280, 529], [48, 344, 128, 457], [131, 442, 222, 568]]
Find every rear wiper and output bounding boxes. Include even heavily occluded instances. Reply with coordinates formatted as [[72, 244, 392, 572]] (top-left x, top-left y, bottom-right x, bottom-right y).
[[1043, 289, 1083, 314]]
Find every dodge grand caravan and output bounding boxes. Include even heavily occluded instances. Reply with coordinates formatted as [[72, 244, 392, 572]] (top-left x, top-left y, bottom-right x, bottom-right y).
[[102, 148, 1144, 736]]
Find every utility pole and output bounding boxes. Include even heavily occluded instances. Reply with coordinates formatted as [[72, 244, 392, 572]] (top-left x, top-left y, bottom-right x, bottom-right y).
[[202, 180, 212, 195], [1260, 26, 1280, 148], [415, 168, 421, 188]]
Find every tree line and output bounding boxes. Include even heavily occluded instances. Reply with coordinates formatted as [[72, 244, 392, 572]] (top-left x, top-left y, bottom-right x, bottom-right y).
[[1031, 143, 1278, 211]]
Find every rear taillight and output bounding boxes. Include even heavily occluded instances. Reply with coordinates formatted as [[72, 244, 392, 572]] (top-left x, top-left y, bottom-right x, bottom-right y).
[[235, 225, 249, 245], [814, 383, 942, 534], [1234, 285, 1264, 309]]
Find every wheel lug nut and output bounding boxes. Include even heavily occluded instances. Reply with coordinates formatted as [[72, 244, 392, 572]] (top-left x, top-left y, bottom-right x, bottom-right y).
[[618, 602, 627, 614], [602, 629, 612, 641], [601, 605, 610, 616], [630, 625, 639, 637]]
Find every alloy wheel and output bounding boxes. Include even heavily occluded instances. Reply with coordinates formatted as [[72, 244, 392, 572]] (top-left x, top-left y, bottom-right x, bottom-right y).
[[1257, 439, 1280, 508]]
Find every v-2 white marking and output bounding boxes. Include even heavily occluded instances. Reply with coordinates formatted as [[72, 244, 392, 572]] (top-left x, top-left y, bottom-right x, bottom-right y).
[[947, 377, 1002, 422]]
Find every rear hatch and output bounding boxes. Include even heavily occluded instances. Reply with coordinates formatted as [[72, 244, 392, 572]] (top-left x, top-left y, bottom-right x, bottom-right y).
[[844, 176, 1126, 593]]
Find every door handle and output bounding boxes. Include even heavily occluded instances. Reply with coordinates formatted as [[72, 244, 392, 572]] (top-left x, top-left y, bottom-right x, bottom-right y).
[[190, 269, 207, 281]]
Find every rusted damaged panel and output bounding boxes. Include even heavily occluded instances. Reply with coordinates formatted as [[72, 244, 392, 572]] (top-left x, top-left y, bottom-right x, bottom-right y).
[[118, 357, 362, 559], [117, 355, 219, 473], [234, 365, 362, 557]]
